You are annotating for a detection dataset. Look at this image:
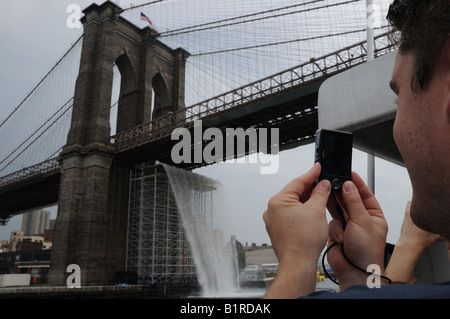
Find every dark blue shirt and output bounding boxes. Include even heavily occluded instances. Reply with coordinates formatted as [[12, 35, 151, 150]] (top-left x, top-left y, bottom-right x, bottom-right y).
[[301, 281, 450, 299]]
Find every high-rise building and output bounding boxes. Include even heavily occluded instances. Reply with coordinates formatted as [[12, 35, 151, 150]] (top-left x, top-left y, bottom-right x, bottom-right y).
[[21, 209, 51, 235]]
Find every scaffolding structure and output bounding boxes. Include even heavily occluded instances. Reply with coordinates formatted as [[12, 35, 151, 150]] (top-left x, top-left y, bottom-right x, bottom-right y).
[[126, 164, 196, 285]]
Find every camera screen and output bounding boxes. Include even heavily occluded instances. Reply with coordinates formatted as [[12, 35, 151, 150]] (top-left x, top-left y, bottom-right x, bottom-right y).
[[321, 132, 352, 178]]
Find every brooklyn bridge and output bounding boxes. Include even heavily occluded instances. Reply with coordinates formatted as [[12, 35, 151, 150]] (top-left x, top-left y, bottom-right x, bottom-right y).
[[0, 0, 398, 292]]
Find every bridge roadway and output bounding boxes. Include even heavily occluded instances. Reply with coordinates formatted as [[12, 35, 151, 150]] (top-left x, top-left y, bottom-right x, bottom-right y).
[[0, 31, 395, 220], [113, 80, 321, 167], [0, 82, 319, 221]]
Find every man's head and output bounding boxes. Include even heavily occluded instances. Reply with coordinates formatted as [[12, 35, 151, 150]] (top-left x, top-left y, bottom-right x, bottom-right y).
[[387, 0, 450, 237]]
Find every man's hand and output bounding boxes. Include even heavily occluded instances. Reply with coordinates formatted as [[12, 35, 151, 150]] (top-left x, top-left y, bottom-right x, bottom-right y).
[[326, 172, 388, 290], [263, 163, 331, 298]]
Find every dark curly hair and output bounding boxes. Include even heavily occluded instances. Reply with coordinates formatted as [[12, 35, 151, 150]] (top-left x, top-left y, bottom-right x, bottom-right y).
[[387, 0, 450, 91]]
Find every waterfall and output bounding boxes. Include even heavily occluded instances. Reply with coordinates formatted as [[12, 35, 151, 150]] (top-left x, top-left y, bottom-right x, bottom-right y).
[[161, 163, 237, 296]]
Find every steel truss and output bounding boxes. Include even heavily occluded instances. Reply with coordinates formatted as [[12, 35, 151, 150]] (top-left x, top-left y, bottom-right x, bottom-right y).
[[113, 31, 396, 153]]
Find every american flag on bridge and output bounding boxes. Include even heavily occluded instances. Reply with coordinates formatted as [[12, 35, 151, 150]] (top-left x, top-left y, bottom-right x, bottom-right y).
[[140, 12, 155, 29]]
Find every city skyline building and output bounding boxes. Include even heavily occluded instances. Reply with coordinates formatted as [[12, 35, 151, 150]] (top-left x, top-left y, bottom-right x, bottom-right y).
[[21, 210, 51, 236]]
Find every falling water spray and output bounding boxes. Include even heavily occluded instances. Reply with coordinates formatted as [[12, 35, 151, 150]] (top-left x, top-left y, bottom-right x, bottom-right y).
[[162, 163, 237, 296]]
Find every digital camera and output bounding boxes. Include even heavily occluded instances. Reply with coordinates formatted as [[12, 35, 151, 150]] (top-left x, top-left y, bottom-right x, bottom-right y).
[[314, 129, 353, 191]]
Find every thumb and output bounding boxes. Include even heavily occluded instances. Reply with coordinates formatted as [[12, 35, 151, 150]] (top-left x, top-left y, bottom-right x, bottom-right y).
[[307, 179, 331, 211], [341, 180, 367, 224]]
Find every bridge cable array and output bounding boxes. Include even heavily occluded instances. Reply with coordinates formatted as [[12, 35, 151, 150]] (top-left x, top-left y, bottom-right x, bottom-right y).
[[0, 0, 394, 179]]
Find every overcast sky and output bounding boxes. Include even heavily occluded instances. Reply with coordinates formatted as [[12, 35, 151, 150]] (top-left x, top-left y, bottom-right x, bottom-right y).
[[0, 0, 411, 247]]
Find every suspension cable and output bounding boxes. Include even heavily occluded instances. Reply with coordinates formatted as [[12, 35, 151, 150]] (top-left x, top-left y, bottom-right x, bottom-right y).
[[190, 26, 389, 57], [0, 36, 82, 131], [0, 99, 73, 174], [159, 0, 361, 37], [158, 0, 324, 37]]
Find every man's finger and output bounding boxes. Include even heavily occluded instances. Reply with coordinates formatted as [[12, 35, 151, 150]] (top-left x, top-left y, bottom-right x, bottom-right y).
[[351, 172, 383, 218], [307, 179, 331, 211], [279, 163, 321, 201], [341, 180, 368, 224]]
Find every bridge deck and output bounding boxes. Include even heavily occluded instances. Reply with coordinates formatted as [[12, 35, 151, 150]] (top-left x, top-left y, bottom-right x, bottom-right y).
[[116, 80, 321, 168], [0, 159, 60, 220]]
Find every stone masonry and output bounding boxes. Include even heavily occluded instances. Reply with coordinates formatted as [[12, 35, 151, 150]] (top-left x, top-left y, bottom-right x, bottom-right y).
[[48, 1, 189, 285]]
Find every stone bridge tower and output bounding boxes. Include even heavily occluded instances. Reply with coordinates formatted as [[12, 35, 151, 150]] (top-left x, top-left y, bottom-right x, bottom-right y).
[[48, 1, 189, 285]]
